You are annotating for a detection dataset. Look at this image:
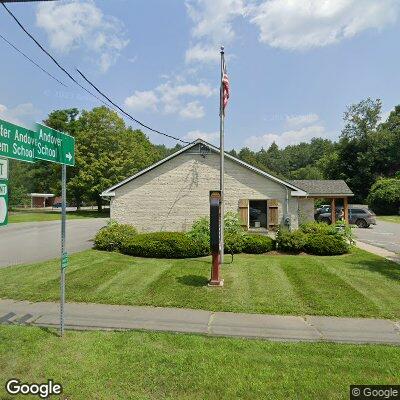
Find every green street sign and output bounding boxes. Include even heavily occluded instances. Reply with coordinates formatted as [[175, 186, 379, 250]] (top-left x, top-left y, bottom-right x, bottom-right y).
[[35, 123, 75, 166], [61, 252, 68, 269], [0, 179, 8, 227], [0, 119, 36, 163]]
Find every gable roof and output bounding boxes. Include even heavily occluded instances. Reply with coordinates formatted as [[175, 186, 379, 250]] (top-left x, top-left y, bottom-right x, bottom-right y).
[[101, 139, 307, 196], [289, 180, 354, 197]]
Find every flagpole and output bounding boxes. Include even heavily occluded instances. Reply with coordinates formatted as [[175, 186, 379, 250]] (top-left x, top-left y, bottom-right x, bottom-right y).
[[220, 46, 225, 264]]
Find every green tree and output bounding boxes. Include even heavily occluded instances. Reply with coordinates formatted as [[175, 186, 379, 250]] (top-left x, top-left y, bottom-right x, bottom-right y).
[[68, 107, 161, 211], [326, 98, 382, 202], [367, 177, 400, 215]]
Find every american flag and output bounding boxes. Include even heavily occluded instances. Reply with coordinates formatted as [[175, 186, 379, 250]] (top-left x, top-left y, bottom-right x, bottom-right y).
[[221, 54, 230, 114]]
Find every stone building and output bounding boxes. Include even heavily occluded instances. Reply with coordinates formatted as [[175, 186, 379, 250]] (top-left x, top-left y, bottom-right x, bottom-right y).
[[101, 139, 353, 232]]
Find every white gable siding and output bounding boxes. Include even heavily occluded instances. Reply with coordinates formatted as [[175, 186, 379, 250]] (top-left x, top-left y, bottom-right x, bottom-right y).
[[111, 149, 301, 232]]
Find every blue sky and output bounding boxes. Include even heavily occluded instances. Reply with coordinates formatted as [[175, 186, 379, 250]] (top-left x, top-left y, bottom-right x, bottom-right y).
[[1, 0, 400, 150]]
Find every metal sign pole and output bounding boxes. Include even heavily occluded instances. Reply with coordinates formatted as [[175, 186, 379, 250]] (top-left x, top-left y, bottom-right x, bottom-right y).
[[60, 164, 66, 336]]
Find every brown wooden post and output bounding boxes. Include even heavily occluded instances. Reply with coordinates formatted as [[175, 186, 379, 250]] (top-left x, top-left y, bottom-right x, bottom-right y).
[[331, 198, 336, 224], [343, 197, 349, 223]]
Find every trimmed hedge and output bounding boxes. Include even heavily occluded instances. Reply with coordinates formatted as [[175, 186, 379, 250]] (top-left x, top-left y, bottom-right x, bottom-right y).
[[242, 235, 275, 254], [120, 232, 209, 259], [277, 223, 351, 256], [94, 222, 137, 251], [276, 229, 307, 254], [305, 234, 350, 256]]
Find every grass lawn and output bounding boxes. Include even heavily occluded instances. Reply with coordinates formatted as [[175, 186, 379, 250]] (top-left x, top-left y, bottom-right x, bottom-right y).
[[377, 215, 400, 224], [8, 209, 109, 223], [1, 249, 400, 319], [0, 325, 399, 400]]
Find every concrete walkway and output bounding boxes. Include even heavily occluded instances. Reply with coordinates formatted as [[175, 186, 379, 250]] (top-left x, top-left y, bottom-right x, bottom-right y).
[[1, 299, 399, 345], [356, 240, 400, 264]]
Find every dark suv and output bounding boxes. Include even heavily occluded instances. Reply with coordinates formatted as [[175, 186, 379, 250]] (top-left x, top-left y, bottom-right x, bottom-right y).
[[316, 205, 376, 228]]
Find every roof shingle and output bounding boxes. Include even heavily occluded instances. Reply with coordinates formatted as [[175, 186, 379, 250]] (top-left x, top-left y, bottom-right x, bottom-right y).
[[289, 180, 353, 196]]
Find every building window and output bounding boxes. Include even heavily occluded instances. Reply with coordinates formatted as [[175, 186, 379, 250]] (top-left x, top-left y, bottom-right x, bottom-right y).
[[249, 200, 268, 228]]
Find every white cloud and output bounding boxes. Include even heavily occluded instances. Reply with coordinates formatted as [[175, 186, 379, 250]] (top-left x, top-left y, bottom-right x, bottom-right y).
[[249, 0, 400, 50], [36, 0, 129, 72], [186, 0, 247, 43], [245, 125, 326, 150], [185, 0, 400, 57], [286, 113, 319, 127], [185, 44, 220, 64], [124, 80, 216, 119], [185, 0, 246, 64], [184, 130, 219, 143], [124, 91, 159, 112], [179, 101, 205, 119], [0, 103, 39, 126]]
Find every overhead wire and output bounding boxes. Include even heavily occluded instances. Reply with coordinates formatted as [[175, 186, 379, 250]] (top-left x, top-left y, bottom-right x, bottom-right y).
[[2, 2, 190, 144], [0, 32, 67, 87], [76, 69, 190, 144]]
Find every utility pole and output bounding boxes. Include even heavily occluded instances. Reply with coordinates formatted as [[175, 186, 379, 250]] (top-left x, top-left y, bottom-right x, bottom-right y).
[[219, 46, 225, 264]]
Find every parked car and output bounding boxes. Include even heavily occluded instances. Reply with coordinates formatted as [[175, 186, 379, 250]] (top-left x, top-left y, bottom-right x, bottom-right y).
[[314, 204, 331, 219], [316, 205, 376, 228]]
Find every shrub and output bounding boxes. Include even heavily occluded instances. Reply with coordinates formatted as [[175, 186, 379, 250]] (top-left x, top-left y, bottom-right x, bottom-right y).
[[304, 234, 350, 256], [188, 212, 245, 258], [300, 221, 337, 235], [242, 234, 275, 254], [367, 177, 400, 215], [276, 228, 307, 253], [224, 212, 245, 256], [94, 221, 137, 251], [120, 232, 209, 259]]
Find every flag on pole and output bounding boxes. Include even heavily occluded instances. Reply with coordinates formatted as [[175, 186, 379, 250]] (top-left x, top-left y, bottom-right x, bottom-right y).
[[221, 55, 230, 114]]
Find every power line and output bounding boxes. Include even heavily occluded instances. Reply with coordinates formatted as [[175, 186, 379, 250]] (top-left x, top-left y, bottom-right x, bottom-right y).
[[0, 32, 66, 86], [76, 69, 190, 144], [1, 2, 118, 111], [0, 1, 62, 3], [2, 2, 190, 144]]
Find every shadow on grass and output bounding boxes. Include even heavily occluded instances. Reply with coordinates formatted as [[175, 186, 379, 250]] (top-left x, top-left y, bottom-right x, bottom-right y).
[[176, 275, 209, 287], [349, 257, 400, 282], [38, 326, 59, 337]]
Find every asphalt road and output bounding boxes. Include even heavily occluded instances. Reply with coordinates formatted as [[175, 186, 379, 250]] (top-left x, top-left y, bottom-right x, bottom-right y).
[[355, 220, 400, 254], [0, 219, 107, 268]]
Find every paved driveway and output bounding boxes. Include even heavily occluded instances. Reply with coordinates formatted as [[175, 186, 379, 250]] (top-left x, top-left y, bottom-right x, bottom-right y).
[[0, 219, 107, 268], [355, 220, 400, 254]]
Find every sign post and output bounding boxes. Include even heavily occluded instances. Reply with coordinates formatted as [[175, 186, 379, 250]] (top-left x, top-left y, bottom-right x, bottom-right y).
[[209, 190, 224, 287], [60, 164, 67, 336], [0, 118, 75, 335]]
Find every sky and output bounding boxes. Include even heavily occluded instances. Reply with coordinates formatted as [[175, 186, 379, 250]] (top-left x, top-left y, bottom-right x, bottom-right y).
[[1, 0, 400, 151]]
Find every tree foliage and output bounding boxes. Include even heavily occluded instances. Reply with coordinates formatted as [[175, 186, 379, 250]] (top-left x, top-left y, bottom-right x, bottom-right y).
[[367, 177, 400, 215], [68, 107, 161, 210]]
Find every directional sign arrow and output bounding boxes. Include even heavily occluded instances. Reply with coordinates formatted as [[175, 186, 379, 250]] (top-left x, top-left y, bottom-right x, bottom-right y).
[[35, 123, 75, 166]]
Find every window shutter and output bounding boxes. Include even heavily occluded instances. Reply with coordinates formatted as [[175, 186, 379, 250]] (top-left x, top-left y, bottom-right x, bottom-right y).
[[268, 199, 279, 228], [238, 199, 249, 229]]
